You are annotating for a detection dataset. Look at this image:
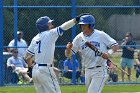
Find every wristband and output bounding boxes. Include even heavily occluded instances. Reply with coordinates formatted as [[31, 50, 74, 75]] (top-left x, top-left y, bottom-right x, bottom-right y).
[[108, 49, 114, 55]]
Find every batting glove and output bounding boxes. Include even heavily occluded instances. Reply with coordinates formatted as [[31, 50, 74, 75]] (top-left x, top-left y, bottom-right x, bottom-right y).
[[75, 13, 90, 22]]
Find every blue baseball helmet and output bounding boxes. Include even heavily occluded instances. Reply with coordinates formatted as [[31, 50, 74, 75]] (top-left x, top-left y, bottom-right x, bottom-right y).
[[78, 15, 95, 28], [36, 16, 53, 32]]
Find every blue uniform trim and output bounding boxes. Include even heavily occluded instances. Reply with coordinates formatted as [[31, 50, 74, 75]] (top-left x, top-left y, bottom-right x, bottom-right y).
[[57, 27, 64, 36], [71, 49, 76, 54], [111, 43, 118, 46], [26, 49, 35, 55], [48, 67, 57, 93], [98, 67, 106, 92]]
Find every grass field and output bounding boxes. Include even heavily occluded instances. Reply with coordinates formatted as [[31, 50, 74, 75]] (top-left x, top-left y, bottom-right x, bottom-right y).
[[1, 51, 139, 93], [110, 51, 140, 82], [0, 85, 140, 93]]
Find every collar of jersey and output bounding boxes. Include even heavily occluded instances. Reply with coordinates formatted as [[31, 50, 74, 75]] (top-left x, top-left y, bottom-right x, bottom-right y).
[[84, 29, 94, 37]]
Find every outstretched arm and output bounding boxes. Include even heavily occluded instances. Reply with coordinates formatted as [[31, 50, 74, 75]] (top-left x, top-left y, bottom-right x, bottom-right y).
[[23, 52, 34, 67], [60, 13, 90, 31], [60, 19, 77, 31]]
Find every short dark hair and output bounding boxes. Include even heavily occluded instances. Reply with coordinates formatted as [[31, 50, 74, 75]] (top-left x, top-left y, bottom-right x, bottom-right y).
[[125, 32, 133, 37]]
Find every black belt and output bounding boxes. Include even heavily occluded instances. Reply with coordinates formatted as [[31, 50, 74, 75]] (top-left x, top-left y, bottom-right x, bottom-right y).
[[38, 64, 52, 67], [88, 66, 101, 69]]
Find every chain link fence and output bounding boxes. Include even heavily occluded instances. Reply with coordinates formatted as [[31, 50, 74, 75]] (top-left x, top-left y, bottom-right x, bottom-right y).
[[1, 0, 140, 86]]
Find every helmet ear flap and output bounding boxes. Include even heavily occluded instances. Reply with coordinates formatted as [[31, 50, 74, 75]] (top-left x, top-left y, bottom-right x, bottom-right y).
[[36, 24, 49, 32], [79, 24, 82, 28]]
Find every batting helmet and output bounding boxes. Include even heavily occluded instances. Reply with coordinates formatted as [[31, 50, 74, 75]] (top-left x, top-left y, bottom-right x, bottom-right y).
[[78, 15, 95, 28], [36, 16, 53, 32]]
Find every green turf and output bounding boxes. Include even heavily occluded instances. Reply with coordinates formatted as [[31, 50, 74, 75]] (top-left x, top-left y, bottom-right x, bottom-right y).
[[0, 85, 140, 93], [110, 53, 139, 82]]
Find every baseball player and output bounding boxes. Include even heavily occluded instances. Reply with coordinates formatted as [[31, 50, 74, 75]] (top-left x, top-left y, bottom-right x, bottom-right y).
[[23, 14, 85, 93], [65, 14, 119, 93]]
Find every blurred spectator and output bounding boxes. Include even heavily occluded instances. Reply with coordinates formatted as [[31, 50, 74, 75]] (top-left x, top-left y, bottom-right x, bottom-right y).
[[8, 31, 27, 57], [6, 65, 19, 84], [134, 50, 140, 81], [7, 48, 32, 83], [107, 60, 118, 82], [63, 57, 85, 83], [58, 60, 64, 72], [120, 32, 136, 82]]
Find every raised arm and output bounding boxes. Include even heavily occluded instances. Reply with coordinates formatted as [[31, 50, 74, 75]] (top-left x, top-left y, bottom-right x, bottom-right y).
[[60, 13, 90, 31]]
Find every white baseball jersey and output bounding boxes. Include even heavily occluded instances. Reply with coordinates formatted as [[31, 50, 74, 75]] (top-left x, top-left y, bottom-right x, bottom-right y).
[[8, 39, 27, 57], [72, 29, 118, 68], [72, 29, 118, 93], [27, 27, 63, 93], [26, 27, 63, 65]]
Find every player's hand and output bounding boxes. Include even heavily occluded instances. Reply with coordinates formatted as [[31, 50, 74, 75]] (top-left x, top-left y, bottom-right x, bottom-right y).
[[101, 52, 109, 60], [75, 13, 90, 22], [66, 42, 73, 50]]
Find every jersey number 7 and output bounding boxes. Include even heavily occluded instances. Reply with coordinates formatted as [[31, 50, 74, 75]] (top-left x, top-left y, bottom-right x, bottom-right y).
[[36, 40, 41, 53]]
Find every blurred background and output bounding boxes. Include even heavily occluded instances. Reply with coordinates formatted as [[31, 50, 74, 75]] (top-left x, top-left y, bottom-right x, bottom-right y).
[[1, 0, 140, 86]]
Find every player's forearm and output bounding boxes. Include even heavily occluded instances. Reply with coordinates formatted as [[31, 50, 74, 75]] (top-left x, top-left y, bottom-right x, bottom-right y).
[[106, 45, 119, 58], [109, 45, 119, 54], [24, 53, 31, 60], [60, 19, 77, 31], [112, 45, 119, 52], [23, 52, 33, 66]]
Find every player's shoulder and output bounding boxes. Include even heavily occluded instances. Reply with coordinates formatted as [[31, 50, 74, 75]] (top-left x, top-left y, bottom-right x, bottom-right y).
[[94, 29, 108, 36], [32, 31, 50, 41], [74, 32, 83, 40], [76, 32, 83, 38], [94, 29, 105, 34], [32, 34, 40, 40], [42, 28, 60, 36]]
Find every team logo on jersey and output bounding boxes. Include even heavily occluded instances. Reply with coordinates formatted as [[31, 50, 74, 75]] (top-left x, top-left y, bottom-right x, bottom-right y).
[[81, 41, 100, 50]]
